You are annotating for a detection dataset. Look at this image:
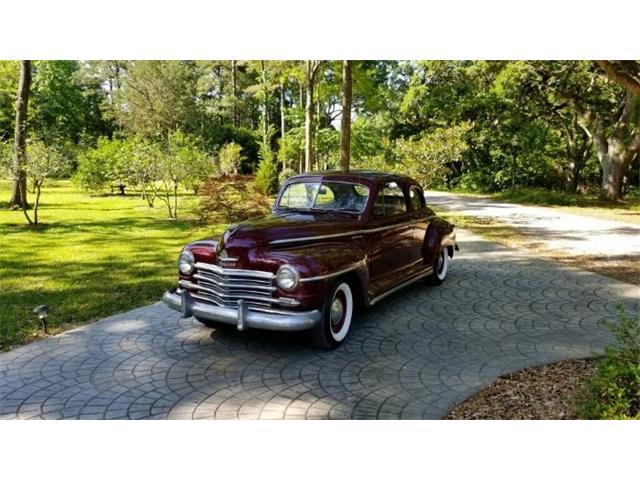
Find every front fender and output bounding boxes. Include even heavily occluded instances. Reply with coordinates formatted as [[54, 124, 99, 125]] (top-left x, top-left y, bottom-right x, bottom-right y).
[[264, 241, 368, 309]]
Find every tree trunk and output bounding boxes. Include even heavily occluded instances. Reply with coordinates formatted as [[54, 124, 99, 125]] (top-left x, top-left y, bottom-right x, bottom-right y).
[[173, 183, 178, 219], [280, 82, 286, 170], [304, 61, 315, 172], [260, 61, 269, 145], [594, 92, 640, 201], [231, 60, 238, 128], [34, 182, 42, 225], [600, 142, 626, 201], [9, 60, 32, 209], [339, 60, 353, 173]]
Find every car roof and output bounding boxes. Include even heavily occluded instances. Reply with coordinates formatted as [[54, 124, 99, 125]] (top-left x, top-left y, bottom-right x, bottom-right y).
[[286, 170, 419, 187]]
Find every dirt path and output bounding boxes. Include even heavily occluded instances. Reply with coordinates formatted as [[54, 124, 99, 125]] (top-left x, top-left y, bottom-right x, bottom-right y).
[[426, 191, 640, 258]]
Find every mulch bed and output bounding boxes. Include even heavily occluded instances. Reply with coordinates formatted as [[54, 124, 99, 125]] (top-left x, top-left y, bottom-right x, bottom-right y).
[[446, 358, 599, 420]]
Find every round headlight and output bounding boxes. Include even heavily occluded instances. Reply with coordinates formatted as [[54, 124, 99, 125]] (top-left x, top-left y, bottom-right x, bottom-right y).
[[276, 265, 299, 292], [178, 251, 195, 274]]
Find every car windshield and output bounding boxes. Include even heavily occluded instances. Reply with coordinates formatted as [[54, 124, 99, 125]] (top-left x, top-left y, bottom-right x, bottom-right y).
[[278, 181, 370, 213]]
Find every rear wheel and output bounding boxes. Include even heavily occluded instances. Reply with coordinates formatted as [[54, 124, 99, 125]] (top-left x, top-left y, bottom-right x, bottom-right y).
[[425, 247, 449, 286], [311, 280, 354, 349]]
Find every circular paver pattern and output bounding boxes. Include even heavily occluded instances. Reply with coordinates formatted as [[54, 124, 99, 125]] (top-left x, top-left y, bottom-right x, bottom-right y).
[[1, 230, 638, 419]]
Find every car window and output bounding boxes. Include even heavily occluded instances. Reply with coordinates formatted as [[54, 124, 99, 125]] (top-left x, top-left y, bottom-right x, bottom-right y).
[[374, 182, 407, 217], [279, 182, 320, 209], [409, 186, 425, 211], [278, 181, 369, 213]]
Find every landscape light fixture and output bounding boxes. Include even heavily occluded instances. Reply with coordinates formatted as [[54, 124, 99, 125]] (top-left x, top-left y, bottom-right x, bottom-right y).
[[33, 305, 49, 334]]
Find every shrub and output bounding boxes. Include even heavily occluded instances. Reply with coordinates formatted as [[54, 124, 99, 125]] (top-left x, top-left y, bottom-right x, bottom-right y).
[[255, 142, 279, 195], [199, 175, 271, 224], [218, 142, 244, 176], [576, 305, 640, 419]]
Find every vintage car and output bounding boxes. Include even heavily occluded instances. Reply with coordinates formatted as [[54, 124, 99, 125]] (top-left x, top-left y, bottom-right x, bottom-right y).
[[163, 171, 458, 348]]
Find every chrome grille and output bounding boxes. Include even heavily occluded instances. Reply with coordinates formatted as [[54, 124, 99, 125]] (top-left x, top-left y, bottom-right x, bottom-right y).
[[180, 262, 277, 309]]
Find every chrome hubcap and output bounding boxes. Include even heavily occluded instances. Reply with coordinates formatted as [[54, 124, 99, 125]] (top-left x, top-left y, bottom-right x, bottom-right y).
[[330, 297, 344, 326]]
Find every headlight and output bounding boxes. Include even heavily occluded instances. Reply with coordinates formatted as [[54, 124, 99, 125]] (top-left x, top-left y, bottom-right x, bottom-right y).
[[276, 265, 299, 291], [178, 251, 195, 274]]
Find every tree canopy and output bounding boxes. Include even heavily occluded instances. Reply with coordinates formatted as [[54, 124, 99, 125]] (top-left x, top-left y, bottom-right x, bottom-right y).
[[2, 60, 640, 214]]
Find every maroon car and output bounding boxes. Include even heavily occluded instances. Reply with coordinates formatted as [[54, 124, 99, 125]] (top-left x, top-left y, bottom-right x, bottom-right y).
[[163, 171, 458, 348]]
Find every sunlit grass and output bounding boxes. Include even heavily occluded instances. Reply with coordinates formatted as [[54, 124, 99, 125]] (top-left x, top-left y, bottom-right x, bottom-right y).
[[0, 179, 224, 350]]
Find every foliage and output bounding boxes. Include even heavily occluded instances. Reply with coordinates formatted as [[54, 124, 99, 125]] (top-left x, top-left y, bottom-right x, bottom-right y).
[[255, 138, 279, 195], [0, 61, 18, 141], [74, 137, 128, 192], [218, 142, 244, 175], [74, 132, 212, 218], [577, 305, 640, 419], [0, 140, 12, 176], [22, 140, 72, 224], [4, 59, 640, 210], [30, 61, 112, 145], [394, 123, 471, 189], [115, 60, 199, 139], [199, 175, 271, 224], [152, 130, 212, 218]]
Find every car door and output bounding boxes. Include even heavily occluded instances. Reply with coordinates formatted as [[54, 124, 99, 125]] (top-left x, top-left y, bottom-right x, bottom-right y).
[[366, 181, 417, 297], [408, 185, 431, 264]]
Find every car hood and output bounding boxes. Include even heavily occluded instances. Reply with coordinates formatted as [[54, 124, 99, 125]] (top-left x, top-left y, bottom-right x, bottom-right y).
[[218, 212, 361, 252]]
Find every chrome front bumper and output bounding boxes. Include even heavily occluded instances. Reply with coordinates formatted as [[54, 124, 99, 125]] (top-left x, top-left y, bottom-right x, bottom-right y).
[[162, 288, 321, 332]]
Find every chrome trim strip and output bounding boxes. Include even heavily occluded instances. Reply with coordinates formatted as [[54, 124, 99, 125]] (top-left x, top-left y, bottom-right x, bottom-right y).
[[269, 220, 416, 246], [180, 280, 280, 304], [369, 267, 433, 306], [194, 262, 275, 280], [299, 259, 367, 283], [193, 274, 276, 292]]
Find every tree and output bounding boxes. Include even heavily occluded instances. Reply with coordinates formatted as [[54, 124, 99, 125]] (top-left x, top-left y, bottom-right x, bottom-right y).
[[22, 140, 71, 225], [74, 137, 131, 194], [218, 142, 244, 175], [116, 61, 199, 139], [0, 61, 19, 141], [595, 61, 640, 96], [9, 60, 32, 209], [305, 60, 323, 171], [339, 60, 353, 173], [394, 123, 471, 189], [537, 61, 640, 200], [255, 131, 279, 195], [154, 130, 211, 219]]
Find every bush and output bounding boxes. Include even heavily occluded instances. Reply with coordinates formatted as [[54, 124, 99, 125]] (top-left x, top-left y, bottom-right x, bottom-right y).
[[218, 142, 244, 176], [199, 175, 271, 224], [576, 305, 640, 419], [255, 142, 279, 195]]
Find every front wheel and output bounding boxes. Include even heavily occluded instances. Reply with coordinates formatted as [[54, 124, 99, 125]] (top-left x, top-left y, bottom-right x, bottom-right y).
[[425, 247, 449, 286], [311, 280, 354, 349]]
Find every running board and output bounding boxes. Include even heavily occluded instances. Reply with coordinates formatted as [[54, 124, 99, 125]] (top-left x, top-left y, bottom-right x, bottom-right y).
[[369, 267, 433, 306]]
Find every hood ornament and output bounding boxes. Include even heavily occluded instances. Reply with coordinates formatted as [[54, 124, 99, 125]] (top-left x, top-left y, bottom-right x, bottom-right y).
[[218, 249, 239, 265]]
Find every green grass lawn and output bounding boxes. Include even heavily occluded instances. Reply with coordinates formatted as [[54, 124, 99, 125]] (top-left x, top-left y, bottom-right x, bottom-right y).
[[0, 179, 223, 350]]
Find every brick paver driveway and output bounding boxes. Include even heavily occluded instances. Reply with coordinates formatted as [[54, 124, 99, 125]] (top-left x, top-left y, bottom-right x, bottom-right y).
[[1, 231, 638, 419]]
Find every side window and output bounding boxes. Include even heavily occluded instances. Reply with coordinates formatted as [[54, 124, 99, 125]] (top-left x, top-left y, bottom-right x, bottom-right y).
[[409, 186, 425, 211], [374, 182, 408, 217]]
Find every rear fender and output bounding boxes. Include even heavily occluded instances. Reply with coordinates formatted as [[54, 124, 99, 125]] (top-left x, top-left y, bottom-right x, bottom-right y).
[[423, 219, 456, 264]]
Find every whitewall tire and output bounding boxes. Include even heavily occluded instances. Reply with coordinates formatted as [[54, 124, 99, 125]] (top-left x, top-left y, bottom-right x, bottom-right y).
[[311, 280, 354, 349]]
